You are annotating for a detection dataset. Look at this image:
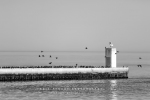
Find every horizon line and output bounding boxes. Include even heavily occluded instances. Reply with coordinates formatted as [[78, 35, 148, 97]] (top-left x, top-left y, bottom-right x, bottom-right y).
[[0, 50, 150, 53]]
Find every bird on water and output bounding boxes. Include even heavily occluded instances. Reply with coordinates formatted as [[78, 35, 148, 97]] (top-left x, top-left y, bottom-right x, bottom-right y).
[[85, 47, 88, 49], [137, 64, 142, 67], [41, 51, 43, 53], [56, 57, 58, 59]]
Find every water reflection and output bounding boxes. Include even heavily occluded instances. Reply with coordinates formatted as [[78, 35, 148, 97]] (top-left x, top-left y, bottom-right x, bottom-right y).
[[110, 80, 118, 100]]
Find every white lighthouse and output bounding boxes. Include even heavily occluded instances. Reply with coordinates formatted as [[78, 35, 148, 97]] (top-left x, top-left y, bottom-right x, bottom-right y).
[[105, 42, 117, 68]]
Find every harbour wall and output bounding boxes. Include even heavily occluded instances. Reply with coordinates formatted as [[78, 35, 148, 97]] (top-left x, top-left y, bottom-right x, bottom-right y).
[[0, 67, 128, 81]]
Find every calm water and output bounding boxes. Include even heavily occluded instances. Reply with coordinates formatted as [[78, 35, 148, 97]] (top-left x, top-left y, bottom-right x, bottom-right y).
[[0, 51, 150, 100], [0, 79, 150, 100]]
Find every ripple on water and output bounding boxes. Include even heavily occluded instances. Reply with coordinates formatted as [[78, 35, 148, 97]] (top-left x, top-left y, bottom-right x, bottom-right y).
[[0, 79, 150, 100]]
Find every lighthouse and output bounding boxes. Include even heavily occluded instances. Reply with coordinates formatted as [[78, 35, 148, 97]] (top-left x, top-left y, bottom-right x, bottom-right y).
[[105, 42, 117, 68]]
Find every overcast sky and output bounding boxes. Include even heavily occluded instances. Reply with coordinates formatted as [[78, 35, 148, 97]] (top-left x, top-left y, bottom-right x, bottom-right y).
[[0, 0, 150, 51]]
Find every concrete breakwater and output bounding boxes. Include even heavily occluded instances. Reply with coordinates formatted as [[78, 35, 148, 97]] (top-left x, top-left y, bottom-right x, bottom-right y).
[[0, 66, 128, 81]]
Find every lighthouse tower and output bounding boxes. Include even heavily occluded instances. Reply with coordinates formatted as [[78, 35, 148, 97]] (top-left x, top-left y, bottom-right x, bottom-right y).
[[105, 42, 117, 68]]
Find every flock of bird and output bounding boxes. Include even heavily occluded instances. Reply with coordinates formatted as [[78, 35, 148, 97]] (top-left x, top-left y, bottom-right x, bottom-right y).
[[38, 42, 143, 68], [38, 47, 88, 66], [38, 50, 59, 65]]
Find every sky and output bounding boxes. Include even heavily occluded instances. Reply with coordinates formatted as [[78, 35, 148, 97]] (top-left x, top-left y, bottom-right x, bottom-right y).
[[0, 0, 150, 51]]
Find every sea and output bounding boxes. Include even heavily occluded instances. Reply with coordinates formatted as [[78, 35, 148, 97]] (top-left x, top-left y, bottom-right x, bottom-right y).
[[0, 51, 150, 100]]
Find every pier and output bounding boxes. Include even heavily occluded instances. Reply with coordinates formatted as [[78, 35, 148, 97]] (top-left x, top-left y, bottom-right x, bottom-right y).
[[0, 67, 128, 81]]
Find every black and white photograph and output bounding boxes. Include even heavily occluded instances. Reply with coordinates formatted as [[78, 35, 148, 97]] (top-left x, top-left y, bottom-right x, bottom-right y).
[[0, 0, 150, 100]]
